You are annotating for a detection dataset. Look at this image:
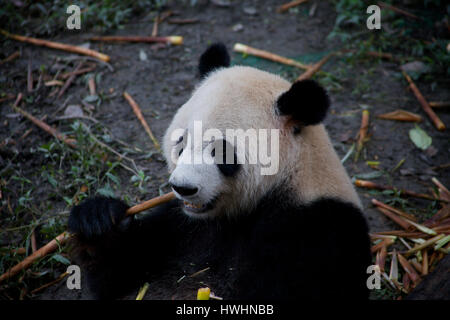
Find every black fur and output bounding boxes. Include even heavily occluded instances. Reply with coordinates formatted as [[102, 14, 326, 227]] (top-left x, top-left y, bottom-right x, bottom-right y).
[[198, 43, 230, 78], [69, 191, 371, 300], [215, 139, 240, 177], [276, 80, 330, 126]]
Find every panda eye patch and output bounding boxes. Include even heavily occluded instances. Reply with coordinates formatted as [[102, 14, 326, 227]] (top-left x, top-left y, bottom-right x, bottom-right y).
[[176, 136, 183, 144], [212, 140, 240, 177], [178, 148, 183, 156]]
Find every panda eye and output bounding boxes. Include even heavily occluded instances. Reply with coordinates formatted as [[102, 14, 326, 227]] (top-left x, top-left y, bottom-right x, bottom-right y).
[[211, 148, 215, 157], [178, 148, 183, 156], [176, 136, 183, 144]]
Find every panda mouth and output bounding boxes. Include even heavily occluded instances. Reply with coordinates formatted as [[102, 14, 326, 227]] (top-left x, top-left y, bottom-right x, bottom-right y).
[[182, 198, 216, 214]]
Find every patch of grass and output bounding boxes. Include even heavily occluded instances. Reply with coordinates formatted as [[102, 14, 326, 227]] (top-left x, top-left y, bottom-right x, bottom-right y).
[[0, 0, 167, 37], [0, 116, 152, 299], [329, 0, 449, 80]]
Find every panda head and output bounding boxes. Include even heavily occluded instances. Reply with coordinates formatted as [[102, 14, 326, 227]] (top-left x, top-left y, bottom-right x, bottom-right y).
[[163, 43, 359, 219]]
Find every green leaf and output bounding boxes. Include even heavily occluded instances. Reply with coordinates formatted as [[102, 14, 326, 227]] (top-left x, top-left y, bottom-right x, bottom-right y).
[[354, 171, 384, 180], [97, 184, 115, 198], [106, 172, 120, 185], [51, 253, 70, 265], [409, 125, 432, 150]]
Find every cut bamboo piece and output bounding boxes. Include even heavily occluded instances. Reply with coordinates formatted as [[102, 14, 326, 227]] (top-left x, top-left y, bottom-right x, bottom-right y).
[[371, 238, 394, 253], [277, 0, 309, 13], [429, 101, 450, 108], [354, 109, 369, 161], [377, 110, 422, 122], [397, 253, 421, 284], [0, 29, 110, 62], [89, 35, 183, 45], [355, 179, 442, 201], [402, 71, 445, 131], [421, 250, 428, 276], [0, 50, 20, 65], [405, 234, 445, 256], [123, 92, 161, 151], [375, 206, 412, 230], [296, 52, 334, 81], [233, 43, 310, 70], [371, 199, 417, 221], [0, 232, 70, 283], [135, 282, 150, 300]]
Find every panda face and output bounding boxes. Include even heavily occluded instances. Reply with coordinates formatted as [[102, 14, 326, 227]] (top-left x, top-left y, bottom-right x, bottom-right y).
[[163, 66, 292, 218]]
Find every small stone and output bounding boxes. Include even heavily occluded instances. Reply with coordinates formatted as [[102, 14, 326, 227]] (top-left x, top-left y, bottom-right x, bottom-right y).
[[64, 105, 84, 117], [243, 7, 257, 15], [400, 61, 429, 74], [232, 23, 244, 32]]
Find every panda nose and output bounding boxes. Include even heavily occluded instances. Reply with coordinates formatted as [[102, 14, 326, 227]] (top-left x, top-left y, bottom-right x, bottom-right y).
[[170, 183, 199, 197]]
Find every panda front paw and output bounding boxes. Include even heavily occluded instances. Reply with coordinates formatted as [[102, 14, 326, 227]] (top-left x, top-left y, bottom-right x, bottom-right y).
[[68, 196, 132, 240]]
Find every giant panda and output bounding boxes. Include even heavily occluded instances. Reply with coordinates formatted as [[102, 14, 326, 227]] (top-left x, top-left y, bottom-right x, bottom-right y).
[[68, 43, 371, 300]]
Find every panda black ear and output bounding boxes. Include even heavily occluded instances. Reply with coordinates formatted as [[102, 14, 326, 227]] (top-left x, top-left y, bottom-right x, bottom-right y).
[[276, 80, 330, 126], [198, 43, 230, 78]]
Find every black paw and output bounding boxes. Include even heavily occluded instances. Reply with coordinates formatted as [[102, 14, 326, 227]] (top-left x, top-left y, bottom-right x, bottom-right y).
[[68, 196, 131, 240]]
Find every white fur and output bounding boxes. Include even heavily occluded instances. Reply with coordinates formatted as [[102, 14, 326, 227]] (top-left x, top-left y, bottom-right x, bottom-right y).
[[163, 66, 361, 218]]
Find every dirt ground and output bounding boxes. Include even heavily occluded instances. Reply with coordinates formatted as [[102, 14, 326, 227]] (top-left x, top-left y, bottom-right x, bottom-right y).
[[1, 1, 449, 300]]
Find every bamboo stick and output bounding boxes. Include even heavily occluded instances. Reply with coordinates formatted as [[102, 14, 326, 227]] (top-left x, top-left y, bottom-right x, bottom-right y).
[[123, 92, 161, 151], [277, 0, 309, 13], [397, 253, 421, 283], [405, 234, 445, 256], [376, 206, 412, 230], [354, 110, 369, 161], [31, 272, 69, 295], [0, 192, 175, 283], [371, 198, 417, 221], [371, 238, 394, 253], [429, 101, 450, 108], [89, 35, 183, 45], [377, 110, 422, 122], [0, 232, 70, 283], [296, 52, 334, 81], [233, 43, 310, 70], [402, 71, 445, 131], [0, 51, 20, 65], [0, 29, 110, 62], [421, 250, 428, 276], [355, 179, 443, 201]]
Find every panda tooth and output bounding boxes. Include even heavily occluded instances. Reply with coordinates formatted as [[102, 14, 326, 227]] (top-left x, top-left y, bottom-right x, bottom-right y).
[[184, 201, 202, 209]]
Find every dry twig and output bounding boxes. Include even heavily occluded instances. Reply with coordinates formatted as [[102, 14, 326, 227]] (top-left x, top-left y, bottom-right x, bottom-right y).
[[378, 2, 420, 20], [12, 93, 77, 148]]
